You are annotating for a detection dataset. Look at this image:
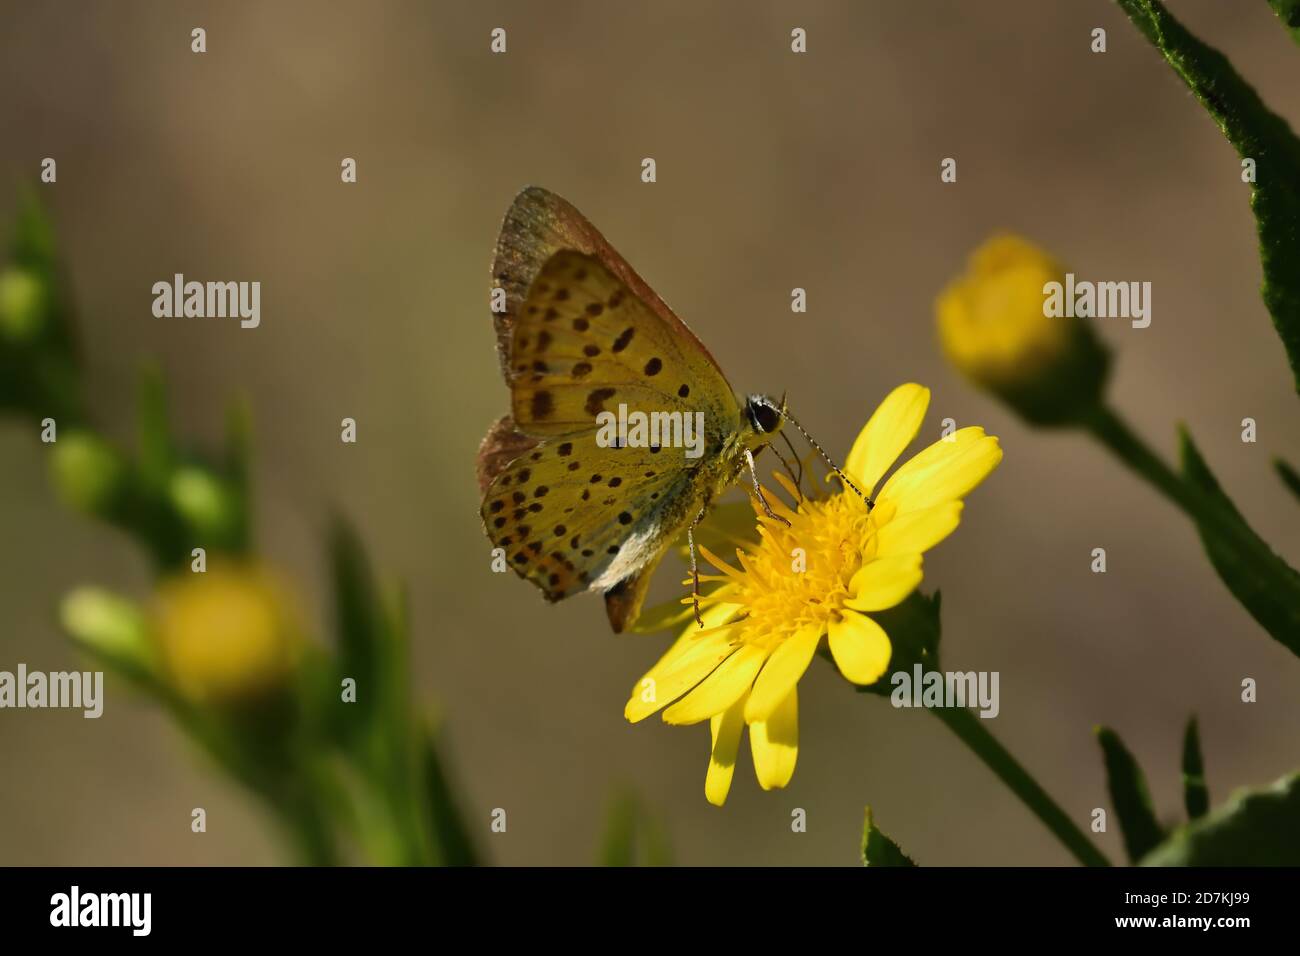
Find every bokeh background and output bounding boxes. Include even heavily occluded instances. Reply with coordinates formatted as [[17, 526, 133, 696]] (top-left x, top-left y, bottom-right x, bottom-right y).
[[1, 0, 1298, 866]]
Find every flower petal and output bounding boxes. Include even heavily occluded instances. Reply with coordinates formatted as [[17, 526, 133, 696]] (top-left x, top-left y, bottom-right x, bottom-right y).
[[706, 697, 746, 807], [843, 553, 923, 612], [663, 643, 769, 725], [845, 384, 931, 494], [750, 686, 798, 790], [874, 501, 963, 557], [744, 625, 822, 723], [624, 616, 740, 723], [827, 609, 892, 685], [877, 431, 1002, 514]]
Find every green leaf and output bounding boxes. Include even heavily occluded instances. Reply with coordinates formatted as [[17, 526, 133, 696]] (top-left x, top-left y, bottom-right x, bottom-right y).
[[1181, 716, 1209, 820], [1141, 771, 1300, 865], [1117, 0, 1300, 393], [329, 518, 384, 736], [1267, 0, 1300, 47], [853, 590, 942, 697], [1178, 428, 1300, 654], [136, 364, 174, 489], [860, 806, 915, 866], [599, 790, 672, 866], [222, 395, 253, 552], [423, 723, 480, 866], [0, 191, 82, 423], [1096, 726, 1166, 863], [1274, 457, 1300, 503]]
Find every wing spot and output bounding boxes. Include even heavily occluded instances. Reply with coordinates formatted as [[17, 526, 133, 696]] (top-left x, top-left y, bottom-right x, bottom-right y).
[[649, 445, 662, 454], [554, 524, 567, 536], [607, 545, 619, 555], [567, 461, 580, 471], [536, 331, 551, 350], [590, 474, 603, 483], [572, 317, 589, 332], [570, 535, 581, 549], [531, 390, 554, 419], [583, 344, 600, 357], [518, 335, 530, 349], [513, 552, 527, 564], [651, 492, 660, 500], [512, 491, 526, 504], [644, 471, 656, 478], [611, 328, 635, 352], [678, 384, 690, 398], [557, 442, 573, 456], [554, 288, 570, 302], [544, 308, 559, 321], [493, 516, 506, 528], [534, 485, 549, 498], [532, 360, 548, 374], [530, 451, 542, 461], [572, 361, 593, 379], [549, 573, 561, 586], [574, 268, 588, 280], [513, 509, 525, 520], [517, 468, 531, 482], [586, 302, 604, 317], [581, 489, 590, 501], [489, 500, 504, 513], [585, 387, 616, 415], [618, 512, 633, 525], [609, 291, 625, 308], [608, 477, 622, 487], [528, 503, 542, 513], [644, 357, 662, 376], [582, 548, 594, 557], [528, 541, 542, 554]]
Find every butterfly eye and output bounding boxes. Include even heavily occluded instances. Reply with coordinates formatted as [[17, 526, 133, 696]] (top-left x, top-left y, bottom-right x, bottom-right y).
[[747, 397, 782, 434]]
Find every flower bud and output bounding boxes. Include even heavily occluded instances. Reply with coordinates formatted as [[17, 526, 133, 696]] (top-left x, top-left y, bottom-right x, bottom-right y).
[[50, 430, 127, 516], [61, 587, 154, 674], [0, 267, 46, 342], [937, 234, 1110, 426], [152, 563, 304, 706]]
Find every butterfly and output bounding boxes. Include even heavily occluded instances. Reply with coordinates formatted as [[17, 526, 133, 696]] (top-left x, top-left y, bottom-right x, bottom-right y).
[[477, 187, 860, 633]]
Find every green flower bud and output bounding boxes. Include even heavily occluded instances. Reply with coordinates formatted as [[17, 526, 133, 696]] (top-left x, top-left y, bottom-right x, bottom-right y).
[[0, 267, 46, 342], [61, 587, 154, 674], [168, 466, 240, 541], [50, 430, 127, 516]]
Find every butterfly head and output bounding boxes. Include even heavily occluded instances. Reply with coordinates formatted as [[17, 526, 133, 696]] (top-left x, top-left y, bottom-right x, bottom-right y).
[[744, 393, 786, 447]]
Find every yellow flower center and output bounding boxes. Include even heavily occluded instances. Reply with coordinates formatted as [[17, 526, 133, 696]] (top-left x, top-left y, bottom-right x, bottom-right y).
[[708, 489, 893, 652]]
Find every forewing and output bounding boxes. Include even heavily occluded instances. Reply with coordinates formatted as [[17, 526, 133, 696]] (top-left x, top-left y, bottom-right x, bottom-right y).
[[490, 186, 731, 386], [481, 429, 698, 603], [508, 249, 738, 438]]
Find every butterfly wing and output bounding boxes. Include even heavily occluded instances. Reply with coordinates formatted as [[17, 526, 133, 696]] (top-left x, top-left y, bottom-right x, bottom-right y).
[[489, 186, 732, 390], [506, 249, 737, 438], [481, 189, 744, 632], [481, 428, 693, 606]]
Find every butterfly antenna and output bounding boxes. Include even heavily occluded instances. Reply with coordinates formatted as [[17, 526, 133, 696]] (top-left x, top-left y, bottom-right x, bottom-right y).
[[779, 429, 805, 499], [769, 437, 803, 504], [764, 399, 874, 509]]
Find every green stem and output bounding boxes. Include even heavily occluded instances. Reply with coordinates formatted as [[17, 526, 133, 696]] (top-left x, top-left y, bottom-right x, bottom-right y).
[[1083, 403, 1300, 653], [931, 705, 1111, 867], [1083, 405, 1204, 519]]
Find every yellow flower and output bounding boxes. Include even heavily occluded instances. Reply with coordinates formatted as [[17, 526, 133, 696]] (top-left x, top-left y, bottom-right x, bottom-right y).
[[937, 234, 1109, 425], [153, 562, 304, 705], [625, 384, 1002, 805]]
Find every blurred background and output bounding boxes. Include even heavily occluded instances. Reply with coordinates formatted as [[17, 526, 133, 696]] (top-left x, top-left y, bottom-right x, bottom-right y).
[[1, 0, 1298, 865]]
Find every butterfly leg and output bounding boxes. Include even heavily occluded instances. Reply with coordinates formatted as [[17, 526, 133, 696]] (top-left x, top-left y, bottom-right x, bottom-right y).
[[687, 504, 709, 628], [745, 449, 792, 527]]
